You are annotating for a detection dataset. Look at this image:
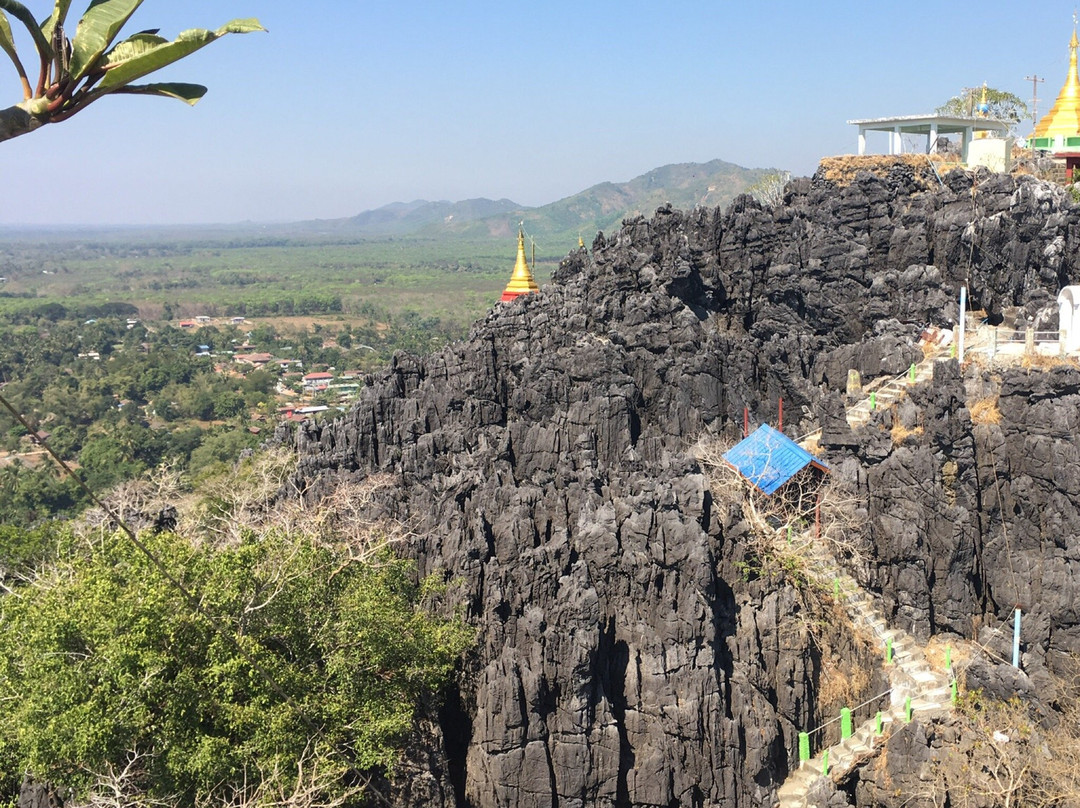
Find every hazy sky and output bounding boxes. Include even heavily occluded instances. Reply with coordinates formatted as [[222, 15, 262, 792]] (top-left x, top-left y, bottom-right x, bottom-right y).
[[0, 0, 1075, 225]]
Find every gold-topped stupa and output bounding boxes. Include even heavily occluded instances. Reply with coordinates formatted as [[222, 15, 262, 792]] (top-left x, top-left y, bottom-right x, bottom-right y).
[[1034, 26, 1080, 139], [500, 227, 539, 302]]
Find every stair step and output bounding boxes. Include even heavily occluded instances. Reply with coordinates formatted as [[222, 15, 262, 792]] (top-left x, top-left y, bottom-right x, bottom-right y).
[[909, 669, 944, 684], [781, 777, 811, 793], [916, 695, 953, 710], [773, 502, 961, 806]]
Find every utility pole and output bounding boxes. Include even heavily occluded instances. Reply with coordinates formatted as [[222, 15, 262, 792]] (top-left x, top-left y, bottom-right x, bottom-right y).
[[1025, 74, 1045, 132], [962, 86, 980, 117]]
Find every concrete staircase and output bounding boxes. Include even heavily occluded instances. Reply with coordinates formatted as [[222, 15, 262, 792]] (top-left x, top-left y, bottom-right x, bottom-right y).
[[774, 330, 965, 806], [844, 358, 937, 430], [774, 539, 955, 807], [796, 348, 949, 450]]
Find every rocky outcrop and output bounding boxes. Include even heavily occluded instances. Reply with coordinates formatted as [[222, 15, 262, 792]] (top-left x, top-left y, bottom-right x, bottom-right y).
[[287, 169, 1080, 806], [833, 359, 1080, 677]]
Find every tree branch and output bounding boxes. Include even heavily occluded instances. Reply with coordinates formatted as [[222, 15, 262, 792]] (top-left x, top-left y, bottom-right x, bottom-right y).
[[0, 101, 43, 141]]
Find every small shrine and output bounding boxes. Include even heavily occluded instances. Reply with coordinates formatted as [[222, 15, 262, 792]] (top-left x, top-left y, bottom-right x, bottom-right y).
[[500, 227, 539, 303], [723, 425, 830, 497], [1031, 22, 1080, 178]]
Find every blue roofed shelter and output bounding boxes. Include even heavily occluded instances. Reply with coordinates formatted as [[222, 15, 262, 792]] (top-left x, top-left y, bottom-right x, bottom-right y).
[[722, 425, 830, 496]]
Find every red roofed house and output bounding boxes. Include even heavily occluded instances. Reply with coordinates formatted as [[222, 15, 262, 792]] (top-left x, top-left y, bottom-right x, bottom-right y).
[[302, 372, 334, 392]]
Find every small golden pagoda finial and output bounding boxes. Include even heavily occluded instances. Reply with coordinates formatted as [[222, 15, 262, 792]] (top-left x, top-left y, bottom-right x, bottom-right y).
[[578, 235, 585, 248], [1035, 19, 1080, 138], [500, 223, 539, 302]]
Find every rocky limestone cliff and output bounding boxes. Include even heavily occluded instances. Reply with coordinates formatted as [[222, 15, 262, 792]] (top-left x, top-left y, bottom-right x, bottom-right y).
[[286, 168, 1080, 807], [830, 357, 1080, 673]]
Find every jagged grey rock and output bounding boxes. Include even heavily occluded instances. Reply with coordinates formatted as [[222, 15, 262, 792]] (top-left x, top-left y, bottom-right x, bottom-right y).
[[285, 169, 1080, 807]]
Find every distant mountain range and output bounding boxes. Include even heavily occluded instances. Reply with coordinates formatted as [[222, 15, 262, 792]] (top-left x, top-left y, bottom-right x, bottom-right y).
[[293, 159, 777, 245], [0, 159, 780, 246]]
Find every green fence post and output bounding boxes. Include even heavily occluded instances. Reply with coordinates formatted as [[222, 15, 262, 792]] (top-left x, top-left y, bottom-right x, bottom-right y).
[[841, 707, 853, 739], [799, 731, 810, 762], [945, 644, 952, 671], [905, 696, 913, 722], [875, 711, 883, 735], [822, 749, 829, 776], [909, 362, 916, 383], [886, 637, 893, 664], [870, 391, 876, 410], [951, 679, 959, 704]]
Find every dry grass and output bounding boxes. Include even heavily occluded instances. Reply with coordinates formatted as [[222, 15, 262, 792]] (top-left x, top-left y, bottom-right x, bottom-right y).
[[922, 340, 944, 360], [818, 596, 875, 708], [819, 651, 874, 709], [817, 154, 960, 188], [969, 395, 1002, 425], [1020, 353, 1080, 371], [923, 636, 972, 677], [890, 419, 925, 446]]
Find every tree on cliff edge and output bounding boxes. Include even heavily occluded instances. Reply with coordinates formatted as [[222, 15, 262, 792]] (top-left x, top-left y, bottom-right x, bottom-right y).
[[936, 85, 1028, 126], [0, 0, 264, 143]]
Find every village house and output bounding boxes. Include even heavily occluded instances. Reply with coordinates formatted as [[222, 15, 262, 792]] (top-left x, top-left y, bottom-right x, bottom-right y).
[[234, 352, 274, 368], [302, 371, 334, 392]]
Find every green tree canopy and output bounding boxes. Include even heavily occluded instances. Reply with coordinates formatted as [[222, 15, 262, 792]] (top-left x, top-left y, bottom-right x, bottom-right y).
[[0, 528, 474, 805], [936, 85, 1029, 125], [0, 0, 264, 142]]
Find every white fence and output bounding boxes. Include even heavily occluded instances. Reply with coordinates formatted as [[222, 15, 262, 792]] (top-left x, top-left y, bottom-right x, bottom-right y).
[[966, 325, 1074, 361]]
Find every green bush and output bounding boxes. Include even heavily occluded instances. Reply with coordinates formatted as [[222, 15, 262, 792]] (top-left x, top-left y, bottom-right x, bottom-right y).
[[0, 530, 473, 805]]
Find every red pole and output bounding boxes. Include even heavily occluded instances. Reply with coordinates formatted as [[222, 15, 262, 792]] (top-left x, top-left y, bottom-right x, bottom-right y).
[[815, 492, 821, 540], [778, 397, 783, 432], [744, 407, 749, 438]]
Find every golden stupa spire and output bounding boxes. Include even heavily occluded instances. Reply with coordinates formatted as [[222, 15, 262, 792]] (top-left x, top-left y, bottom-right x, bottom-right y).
[[1034, 21, 1080, 138], [500, 225, 539, 302]]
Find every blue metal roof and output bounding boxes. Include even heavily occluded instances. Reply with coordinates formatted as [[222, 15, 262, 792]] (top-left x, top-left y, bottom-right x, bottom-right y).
[[721, 425, 830, 496]]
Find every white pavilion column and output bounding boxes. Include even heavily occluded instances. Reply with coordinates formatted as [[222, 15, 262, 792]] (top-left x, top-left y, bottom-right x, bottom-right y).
[[858, 127, 867, 155], [962, 126, 973, 162], [892, 126, 902, 155], [929, 122, 939, 153]]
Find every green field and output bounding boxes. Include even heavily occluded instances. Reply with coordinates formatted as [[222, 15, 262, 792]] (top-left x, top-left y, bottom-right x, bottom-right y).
[[0, 236, 560, 333]]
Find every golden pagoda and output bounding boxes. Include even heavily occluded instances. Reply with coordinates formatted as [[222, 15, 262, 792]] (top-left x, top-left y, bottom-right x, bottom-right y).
[[500, 227, 539, 302], [1033, 25, 1080, 150]]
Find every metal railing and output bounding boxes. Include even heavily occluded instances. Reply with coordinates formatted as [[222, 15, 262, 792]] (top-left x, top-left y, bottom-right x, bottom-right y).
[[967, 325, 1074, 362]]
